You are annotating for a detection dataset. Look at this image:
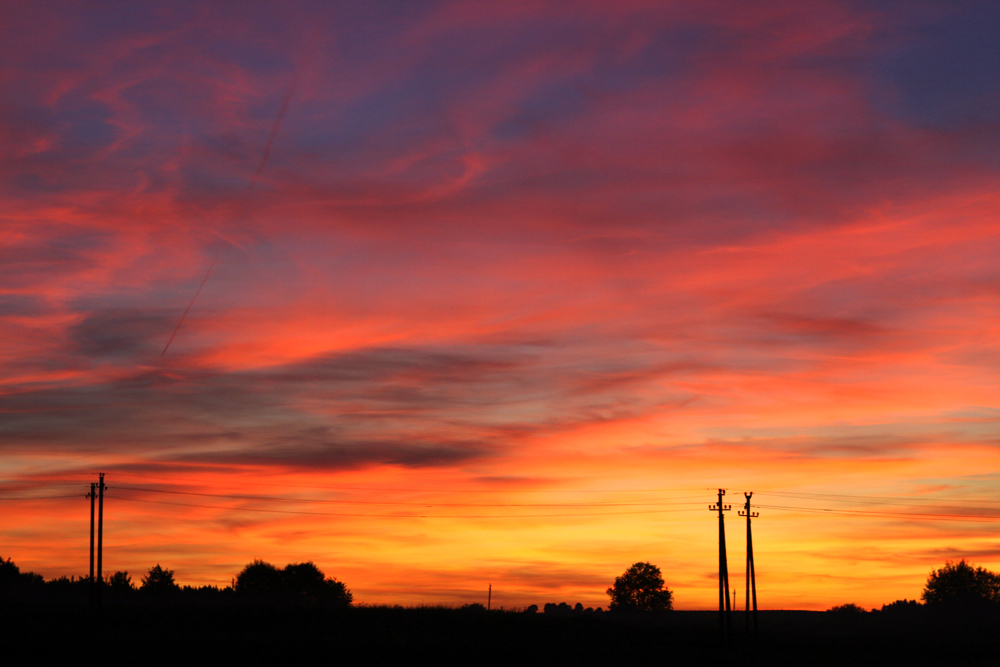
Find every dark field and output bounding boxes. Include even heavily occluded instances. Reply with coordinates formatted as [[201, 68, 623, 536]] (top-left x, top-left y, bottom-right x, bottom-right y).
[[3, 602, 999, 666]]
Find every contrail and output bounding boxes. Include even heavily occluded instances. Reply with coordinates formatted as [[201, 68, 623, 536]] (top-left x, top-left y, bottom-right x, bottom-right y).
[[160, 251, 219, 357], [250, 80, 297, 189]]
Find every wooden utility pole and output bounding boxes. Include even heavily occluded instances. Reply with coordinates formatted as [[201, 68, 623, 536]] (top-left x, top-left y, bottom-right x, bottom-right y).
[[87, 482, 96, 607], [739, 492, 759, 636], [96, 472, 107, 606], [488, 583, 492, 611], [709, 489, 732, 640]]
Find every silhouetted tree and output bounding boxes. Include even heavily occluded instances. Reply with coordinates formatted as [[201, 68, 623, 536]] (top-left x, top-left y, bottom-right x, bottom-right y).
[[282, 562, 327, 600], [880, 599, 922, 616], [234, 559, 352, 605], [181, 584, 227, 600], [607, 562, 673, 612], [282, 561, 352, 606], [317, 573, 352, 607], [0, 556, 20, 587], [106, 570, 136, 595], [827, 603, 867, 614], [141, 564, 180, 595], [235, 559, 283, 597], [0, 557, 44, 595], [921, 559, 1000, 609]]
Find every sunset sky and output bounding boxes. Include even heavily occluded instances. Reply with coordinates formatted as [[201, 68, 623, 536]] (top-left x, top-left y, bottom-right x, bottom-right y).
[[2, 1, 999, 611]]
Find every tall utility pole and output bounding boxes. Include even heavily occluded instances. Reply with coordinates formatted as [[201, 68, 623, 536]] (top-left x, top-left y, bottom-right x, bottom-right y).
[[739, 492, 759, 636], [96, 472, 107, 607], [709, 488, 732, 640], [87, 482, 96, 607], [488, 583, 492, 611]]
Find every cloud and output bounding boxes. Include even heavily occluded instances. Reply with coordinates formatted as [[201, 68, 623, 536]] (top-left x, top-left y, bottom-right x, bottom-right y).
[[69, 309, 175, 360], [0, 342, 684, 472], [181, 434, 487, 471], [0, 294, 50, 317]]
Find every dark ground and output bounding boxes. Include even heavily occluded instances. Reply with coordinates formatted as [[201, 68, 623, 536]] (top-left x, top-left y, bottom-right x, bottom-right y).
[[2, 601, 998, 665]]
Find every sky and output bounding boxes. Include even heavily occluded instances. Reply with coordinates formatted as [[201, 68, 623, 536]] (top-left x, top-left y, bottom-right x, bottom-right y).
[[1, 0, 999, 610]]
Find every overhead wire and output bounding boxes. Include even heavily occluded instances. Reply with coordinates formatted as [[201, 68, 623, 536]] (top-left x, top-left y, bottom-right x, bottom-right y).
[[753, 503, 1000, 522], [0, 494, 84, 501], [120, 495, 707, 519], [111, 485, 707, 508], [761, 490, 1000, 506], [109, 471, 711, 495]]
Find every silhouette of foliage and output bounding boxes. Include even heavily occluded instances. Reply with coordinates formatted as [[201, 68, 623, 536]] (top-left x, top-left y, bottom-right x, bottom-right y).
[[880, 599, 922, 616], [282, 562, 323, 599], [141, 564, 180, 595], [607, 562, 673, 612], [234, 559, 352, 605], [0, 556, 20, 586], [235, 559, 283, 597], [0, 556, 44, 595], [827, 603, 867, 614], [544, 602, 572, 614], [106, 570, 136, 594], [283, 561, 352, 605], [541, 601, 597, 615], [921, 559, 1000, 609], [181, 584, 229, 599], [44, 575, 88, 597]]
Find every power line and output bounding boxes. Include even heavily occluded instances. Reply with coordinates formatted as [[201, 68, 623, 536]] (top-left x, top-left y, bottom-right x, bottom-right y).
[[754, 503, 1000, 522], [115, 494, 707, 519], [110, 472, 711, 495], [761, 490, 1000, 507], [111, 485, 707, 508]]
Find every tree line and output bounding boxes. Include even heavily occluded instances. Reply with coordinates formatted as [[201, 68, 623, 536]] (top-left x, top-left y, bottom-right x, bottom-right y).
[[3, 555, 999, 612], [0, 556, 351, 606], [829, 559, 1000, 614]]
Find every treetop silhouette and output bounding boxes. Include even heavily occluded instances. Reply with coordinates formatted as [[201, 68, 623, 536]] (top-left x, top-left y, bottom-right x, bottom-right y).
[[106, 570, 136, 594], [234, 559, 352, 606], [922, 559, 1000, 609], [607, 561, 673, 612], [141, 564, 180, 595]]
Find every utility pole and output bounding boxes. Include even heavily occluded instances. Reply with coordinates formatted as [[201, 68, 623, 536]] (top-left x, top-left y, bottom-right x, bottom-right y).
[[488, 583, 492, 611], [709, 488, 732, 640], [96, 473, 107, 607], [87, 482, 96, 607], [739, 492, 759, 636]]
